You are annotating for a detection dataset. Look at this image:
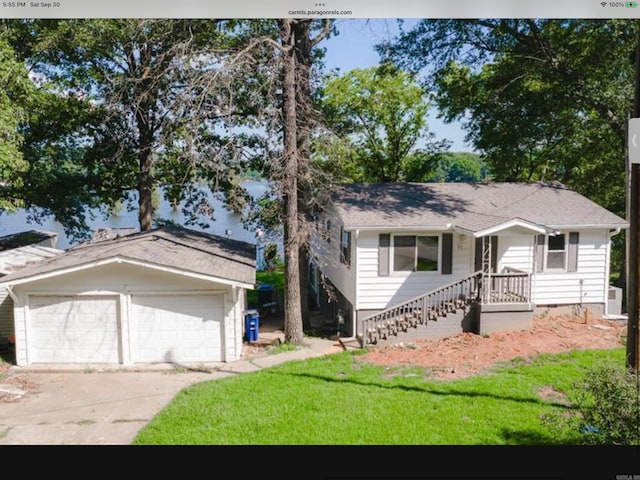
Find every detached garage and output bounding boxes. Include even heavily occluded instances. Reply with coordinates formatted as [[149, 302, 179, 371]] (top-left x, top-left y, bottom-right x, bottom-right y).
[[0, 226, 256, 367]]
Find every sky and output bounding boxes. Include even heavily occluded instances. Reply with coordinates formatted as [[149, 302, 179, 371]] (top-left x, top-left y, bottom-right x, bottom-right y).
[[320, 18, 473, 153]]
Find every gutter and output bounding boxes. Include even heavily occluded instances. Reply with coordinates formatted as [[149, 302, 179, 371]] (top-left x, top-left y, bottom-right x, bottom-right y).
[[341, 225, 453, 232]]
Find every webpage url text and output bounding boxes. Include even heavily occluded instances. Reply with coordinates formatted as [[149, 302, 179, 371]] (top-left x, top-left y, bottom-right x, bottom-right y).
[[288, 9, 353, 16]]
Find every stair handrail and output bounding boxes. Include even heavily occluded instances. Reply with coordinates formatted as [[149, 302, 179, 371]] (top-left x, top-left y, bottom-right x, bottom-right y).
[[360, 270, 483, 323], [360, 271, 484, 345]]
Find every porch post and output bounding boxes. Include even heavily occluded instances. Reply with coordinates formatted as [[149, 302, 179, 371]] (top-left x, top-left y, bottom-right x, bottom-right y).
[[483, 236, 491, 304], [529, 234, 535, 303]]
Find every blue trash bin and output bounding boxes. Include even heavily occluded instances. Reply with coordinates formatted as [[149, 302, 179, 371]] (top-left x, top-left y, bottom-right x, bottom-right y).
[[244, 309, 260, 342]]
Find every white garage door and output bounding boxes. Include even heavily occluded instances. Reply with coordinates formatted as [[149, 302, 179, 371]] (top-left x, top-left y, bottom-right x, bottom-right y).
[[29, 295, 120, 363], [131, 294, 224, 363]]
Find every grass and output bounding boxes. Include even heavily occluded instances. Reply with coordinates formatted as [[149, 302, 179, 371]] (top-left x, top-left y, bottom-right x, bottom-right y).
[[132, 347, 626, 445], [246, 267, 285, 309]]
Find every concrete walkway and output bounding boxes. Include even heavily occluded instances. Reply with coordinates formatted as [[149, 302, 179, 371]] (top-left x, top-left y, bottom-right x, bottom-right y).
[[0, 334, 346, 445]]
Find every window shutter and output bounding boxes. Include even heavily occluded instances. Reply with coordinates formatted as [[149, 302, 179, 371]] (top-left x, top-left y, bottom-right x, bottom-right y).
[[441, 233, 453, 274], [378, 234, 390, 276], [535, 234, 545, 272], [568, 232, 579, 272]]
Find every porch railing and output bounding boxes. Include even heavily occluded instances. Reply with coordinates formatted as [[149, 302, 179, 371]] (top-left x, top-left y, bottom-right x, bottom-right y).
[[483, 267, 530, 304], [359, 268, 531, 346]]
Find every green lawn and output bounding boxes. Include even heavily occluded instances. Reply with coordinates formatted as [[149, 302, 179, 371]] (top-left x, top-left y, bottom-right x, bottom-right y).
[[133, 347, 625, 445]]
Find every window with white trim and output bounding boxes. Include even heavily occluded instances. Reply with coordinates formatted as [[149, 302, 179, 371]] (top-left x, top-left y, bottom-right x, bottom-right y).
[[546, 234, 566, 269], [340, 227, 351, 267], [535, 232, 579, 273], [392, 235, 439, 272]]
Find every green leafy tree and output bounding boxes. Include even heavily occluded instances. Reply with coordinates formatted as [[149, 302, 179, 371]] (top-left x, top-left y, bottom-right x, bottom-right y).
[[318, 63, 449, 182], [380, 18, 637, 285], [0, 34, 31, 213], [8, 19, 263, 236], [0, 26, 102, 239], [426, 152, 489, 183]]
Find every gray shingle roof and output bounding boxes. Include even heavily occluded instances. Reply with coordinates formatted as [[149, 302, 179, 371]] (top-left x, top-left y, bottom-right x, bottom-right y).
[[0, 245, 64, 276], [0, 225, 256, 286], [0, 230, 58, 251], [330, 182, 628, 232]]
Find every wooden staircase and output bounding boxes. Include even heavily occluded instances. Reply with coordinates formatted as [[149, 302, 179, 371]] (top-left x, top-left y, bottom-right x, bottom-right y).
[[359, 272, 483, 347], [356, 268, 531, 347]]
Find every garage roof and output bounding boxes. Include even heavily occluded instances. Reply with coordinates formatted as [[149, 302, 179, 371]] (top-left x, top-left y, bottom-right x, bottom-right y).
[[0, 225, 256, 287]]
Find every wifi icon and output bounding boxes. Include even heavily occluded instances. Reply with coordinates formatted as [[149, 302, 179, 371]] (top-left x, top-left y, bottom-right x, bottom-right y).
[[601, 1, 606, 5]]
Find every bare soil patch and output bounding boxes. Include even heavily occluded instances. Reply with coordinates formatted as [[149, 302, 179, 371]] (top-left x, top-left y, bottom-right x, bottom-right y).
[[355, 313, 627, 380]]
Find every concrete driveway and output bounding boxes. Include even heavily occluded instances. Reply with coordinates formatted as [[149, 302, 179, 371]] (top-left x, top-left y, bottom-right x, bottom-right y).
[[0, 336, 345, 445], [0, 369, 216, 445]]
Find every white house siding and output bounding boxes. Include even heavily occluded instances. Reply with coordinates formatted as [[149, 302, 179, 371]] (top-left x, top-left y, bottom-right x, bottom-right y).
[[531, 229, 609, 306], [355, 230, 473, 311], [0, 287, 12, 347], [310, 209, 355, 304], [495, 234, 534, 273], [11, 262, 243, 366], [232, 286, 246, 361]]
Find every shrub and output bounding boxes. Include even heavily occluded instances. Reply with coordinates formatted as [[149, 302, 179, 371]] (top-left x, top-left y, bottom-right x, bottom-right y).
[[543, 359, 640, 445], [263, 243, 281, 272]]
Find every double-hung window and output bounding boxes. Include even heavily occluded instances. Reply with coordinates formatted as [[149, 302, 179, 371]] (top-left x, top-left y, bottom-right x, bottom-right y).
[[546, 234, 566, 269], [535, 232, 579, 272], [393, 235, 439, 272]]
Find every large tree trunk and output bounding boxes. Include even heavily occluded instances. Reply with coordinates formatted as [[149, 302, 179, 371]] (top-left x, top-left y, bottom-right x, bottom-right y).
[[292, 20, 332, 329], [294, 20, 313, 329], [138, 147, 154, 231], [279, 19, 304, 344]]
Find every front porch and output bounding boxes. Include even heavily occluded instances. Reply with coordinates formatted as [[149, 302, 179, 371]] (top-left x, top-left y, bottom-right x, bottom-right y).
[[358, 268, 534, 346]]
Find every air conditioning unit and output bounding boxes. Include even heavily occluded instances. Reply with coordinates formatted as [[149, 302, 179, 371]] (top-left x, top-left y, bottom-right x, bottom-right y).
[[607, 285, 623, 316]]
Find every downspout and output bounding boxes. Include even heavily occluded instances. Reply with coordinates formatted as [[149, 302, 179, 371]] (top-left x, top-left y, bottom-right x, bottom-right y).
[[352, 229, 359, 339], [336, 229, 359, 344]]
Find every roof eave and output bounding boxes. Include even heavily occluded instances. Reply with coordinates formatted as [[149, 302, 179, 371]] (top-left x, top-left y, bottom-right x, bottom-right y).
[[0, 256, 255, 289], [341, 223, 453, 232], [472, 219, 551, 238], [546, 223, 629, 230]]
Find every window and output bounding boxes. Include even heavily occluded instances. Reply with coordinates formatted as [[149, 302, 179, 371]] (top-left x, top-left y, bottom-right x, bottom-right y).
[[340, 227, 351, 266], [393, 235, 439, 272], [536, 232, 579, 272], [546, 234, 566, 269]]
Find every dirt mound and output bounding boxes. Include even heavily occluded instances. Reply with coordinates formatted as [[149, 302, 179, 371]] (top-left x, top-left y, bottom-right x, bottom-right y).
[[356, 314, 628, 380]]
